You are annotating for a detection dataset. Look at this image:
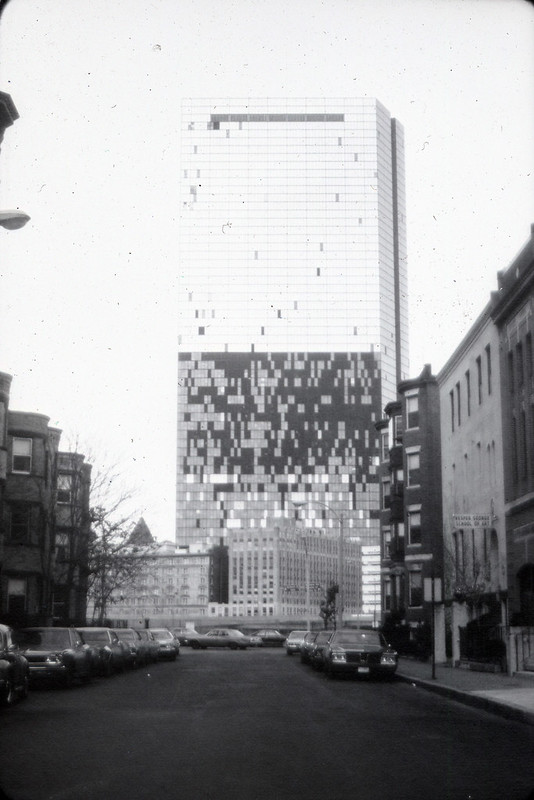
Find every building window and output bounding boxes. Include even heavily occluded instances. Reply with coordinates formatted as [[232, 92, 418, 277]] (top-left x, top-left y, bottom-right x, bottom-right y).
[[476, 355, 483, 404], [517, 342, 524, 389], [508, 351, 515, 395], [406, 451, 421, 487], [408, 572, 423, 607], [465, 370, 471, 417], [12, 437, 32, 474], [405, 394, 419, 429], [381, 478, 391, 510], [450, 390, 455, 432], [380, 429, 389, 462], [383, 579, 391, 611], [383, 528, 391, 558], [9, 505, 30, 543], [485, 344, 492, 395], [512, 415, 518, 482], [527, 333, 533, 382], [408, 509, 421, 545], [520, 410, 528, 479], [57, 474, 72, 504], [7, 578, 26, 618], [456, 382, 461, 426], [55, 532, 69, 562]]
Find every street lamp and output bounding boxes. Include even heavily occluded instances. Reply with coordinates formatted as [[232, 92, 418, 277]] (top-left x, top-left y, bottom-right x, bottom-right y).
[[0, 210, 30, 230], [293, 500, 345, 628]]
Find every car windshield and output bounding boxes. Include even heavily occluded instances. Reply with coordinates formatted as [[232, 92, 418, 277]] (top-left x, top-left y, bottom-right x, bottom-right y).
[[152, 630, 172, 639], [119, 631, 137, 641], [287, 631, 306, 640], [333, 631, 382, 647], [18, 629, 71, 649], [80, 631, 110, 644]]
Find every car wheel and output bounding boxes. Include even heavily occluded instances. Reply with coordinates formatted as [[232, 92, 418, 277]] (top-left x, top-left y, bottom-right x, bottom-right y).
[[286, 650, 293, 656], [191, 641, 201, 650], [229, 642, 238, 650], [2, 679, 16, 706]]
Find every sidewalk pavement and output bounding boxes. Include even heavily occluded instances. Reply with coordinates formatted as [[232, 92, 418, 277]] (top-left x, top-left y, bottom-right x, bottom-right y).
[[396, 657, 534, 726]]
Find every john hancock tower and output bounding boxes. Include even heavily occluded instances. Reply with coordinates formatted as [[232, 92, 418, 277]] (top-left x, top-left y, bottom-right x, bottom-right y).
[[176, 99, 409, 610]]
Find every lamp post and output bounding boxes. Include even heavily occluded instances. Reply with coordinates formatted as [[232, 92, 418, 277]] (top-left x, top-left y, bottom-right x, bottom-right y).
[[293, 500, 345, 629]]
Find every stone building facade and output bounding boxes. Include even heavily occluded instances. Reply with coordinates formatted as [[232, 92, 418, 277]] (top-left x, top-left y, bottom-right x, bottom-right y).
[[491, 226, 534, 630]]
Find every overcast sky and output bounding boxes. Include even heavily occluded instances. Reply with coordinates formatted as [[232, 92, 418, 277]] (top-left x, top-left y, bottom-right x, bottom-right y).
[[0, 0, 533, 540]]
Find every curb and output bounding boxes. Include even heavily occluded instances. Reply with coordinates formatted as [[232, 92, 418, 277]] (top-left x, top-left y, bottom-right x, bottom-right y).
[[395, 672, 534, 727]]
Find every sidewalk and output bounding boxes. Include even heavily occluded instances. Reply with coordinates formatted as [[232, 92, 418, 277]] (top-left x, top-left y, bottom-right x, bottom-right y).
[[396, 657, 534, 726]]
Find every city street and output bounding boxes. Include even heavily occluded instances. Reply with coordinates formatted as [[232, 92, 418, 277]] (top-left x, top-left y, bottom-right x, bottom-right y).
[[1, 647, 534, 800]]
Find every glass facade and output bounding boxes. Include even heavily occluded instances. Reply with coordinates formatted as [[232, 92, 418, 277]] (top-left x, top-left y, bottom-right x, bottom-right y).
[[177, 99, 408, 618]]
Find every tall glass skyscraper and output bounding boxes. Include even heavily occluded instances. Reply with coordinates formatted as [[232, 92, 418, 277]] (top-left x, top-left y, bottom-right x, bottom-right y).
[[176, 99, 408, 616]]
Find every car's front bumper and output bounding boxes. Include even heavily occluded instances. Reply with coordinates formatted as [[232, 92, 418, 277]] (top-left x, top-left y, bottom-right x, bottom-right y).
[[329, 660, 398, 677], [27, 662, 69, 680], [158, 645, 178, 659]]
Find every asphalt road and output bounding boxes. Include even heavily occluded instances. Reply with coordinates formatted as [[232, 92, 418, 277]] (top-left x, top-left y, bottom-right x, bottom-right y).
[[1, 647, 534, 800]]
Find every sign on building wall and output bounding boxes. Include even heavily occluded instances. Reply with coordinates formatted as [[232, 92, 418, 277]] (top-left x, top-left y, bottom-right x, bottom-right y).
[[452, 514, 491, 529]]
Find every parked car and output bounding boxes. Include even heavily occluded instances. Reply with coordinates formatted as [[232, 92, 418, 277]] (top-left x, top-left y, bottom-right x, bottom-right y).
[[251, 629, 286, 647], [188, 628, 251, 650], [0, 624, 29, 705], [172, 628, 200, 646], [322, 629, 398, 680], [77, 627, 128, 675], [300, 631, 320, 664], [117, 628, 148, 667], [309, 629, 334, 670], [284, 630, 308, 656], [17, 627, 93, 686], [135, 629, 160, 662], [150, 628, 180, 661]]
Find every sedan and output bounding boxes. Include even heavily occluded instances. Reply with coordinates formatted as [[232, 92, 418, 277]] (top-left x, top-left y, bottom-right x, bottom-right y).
[[284, 630, 308, 656], [322, 629, 398, 679], [188, 628, 251, 650], [0, 624, 29, 705], [77, 627, 128, 675], [17, 627, 93, 686], [251, 629, 286, 647], [150, 629, 180, 661]]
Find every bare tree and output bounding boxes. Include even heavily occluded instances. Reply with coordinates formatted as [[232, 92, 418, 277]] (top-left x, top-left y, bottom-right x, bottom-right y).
[[57, 437, 154, 625], [87, 507, 154, 625]]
